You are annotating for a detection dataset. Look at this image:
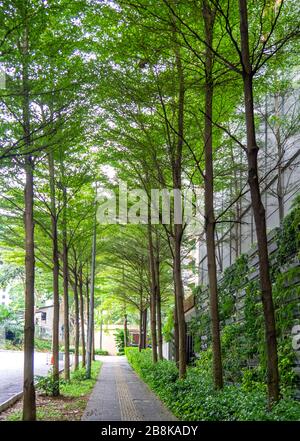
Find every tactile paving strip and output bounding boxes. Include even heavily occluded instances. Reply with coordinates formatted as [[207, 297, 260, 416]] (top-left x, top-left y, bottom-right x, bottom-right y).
[[115, 364, 142, 421]]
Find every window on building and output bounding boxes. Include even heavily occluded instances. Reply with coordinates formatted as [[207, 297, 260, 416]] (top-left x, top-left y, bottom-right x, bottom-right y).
[[41, 312, 47, 321]]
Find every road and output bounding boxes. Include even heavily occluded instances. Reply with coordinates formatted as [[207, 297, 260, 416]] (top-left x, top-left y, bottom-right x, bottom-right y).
[[0, 350, 64, 406]]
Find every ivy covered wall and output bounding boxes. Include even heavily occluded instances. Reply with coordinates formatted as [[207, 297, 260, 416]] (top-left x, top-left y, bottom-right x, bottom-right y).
[[189, 195, 300, 396]]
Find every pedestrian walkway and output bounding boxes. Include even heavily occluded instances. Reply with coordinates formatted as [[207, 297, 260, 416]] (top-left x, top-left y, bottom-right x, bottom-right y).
[[82, 356, 177, 421]]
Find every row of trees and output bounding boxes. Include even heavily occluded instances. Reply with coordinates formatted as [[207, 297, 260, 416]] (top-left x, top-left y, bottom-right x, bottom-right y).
[[94, 0, 299, 406], [0, 0, 104, 420], [0, 0, 299, 421]]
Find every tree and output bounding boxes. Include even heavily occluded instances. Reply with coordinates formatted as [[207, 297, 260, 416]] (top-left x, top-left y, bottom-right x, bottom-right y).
[[202, 0, 223, 390], [22, 1, 36, 420]]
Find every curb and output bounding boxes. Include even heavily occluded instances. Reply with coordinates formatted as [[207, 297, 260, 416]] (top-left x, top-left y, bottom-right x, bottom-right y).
[[0, 366, 66, 414], [0, 391, 23, 413]]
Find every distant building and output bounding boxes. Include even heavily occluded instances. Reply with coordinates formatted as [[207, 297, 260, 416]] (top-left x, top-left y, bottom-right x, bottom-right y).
[[94, 324, 140, 355], [35, 302, 66, 343]]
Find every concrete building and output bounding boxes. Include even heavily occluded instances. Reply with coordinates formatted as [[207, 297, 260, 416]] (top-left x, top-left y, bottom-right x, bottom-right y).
[[35, 302, 66, 343], [94, 324, 140, 355], [196, 88, 300, 288]]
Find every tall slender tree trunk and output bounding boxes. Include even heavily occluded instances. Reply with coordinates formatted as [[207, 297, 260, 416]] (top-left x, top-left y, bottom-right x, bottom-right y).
[[139, 308, 143, 352], [73, 275, 80, 370], [239, 0, 279, 404], [22, 5, 36, 420], [79, 268, 86, 367], [155, 261, 163, 360], [86, 277, 89, 324], [48, 151, 60, 396], [173, 42, 186, 379], [23, 157, 36, 420], [148, 224, 158, 363], [202, 1, 223, 390], [138, 286, 143, 351], [173, 231, 186, 377], [154, 232, 163, 360], [60, 159, 70, 381], [92, 332, 95, 361], [142, 308, 147, 349], [124, 312, 128, 348], [173, 283, 179, 365], [86, 198, 97, 379]]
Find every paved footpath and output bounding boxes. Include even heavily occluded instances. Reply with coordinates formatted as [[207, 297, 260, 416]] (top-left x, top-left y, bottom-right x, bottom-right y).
[[82, 356, 177, 421]]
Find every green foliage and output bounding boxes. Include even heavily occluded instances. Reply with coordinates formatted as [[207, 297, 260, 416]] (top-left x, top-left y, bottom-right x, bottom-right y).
[[35, 373, 65, 396], [162, 309, 175, 343], [114, 329, 128, 355], [126, 348, 300, 421], [7, 362, 102, 421], [276, 195, 300, 266], [61, 362, 102, 398], [35, 338, 52, 352], [35, 362, 102, 397], [0, 305, 11, 323], [93, 349, 109, 356], [218, 254, 249, 321], [1, 310, 24, 345], [71, 367, 89, 382], [190, 196, 300, 390]]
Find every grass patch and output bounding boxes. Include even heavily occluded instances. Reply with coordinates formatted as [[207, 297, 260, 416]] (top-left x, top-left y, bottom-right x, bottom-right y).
[[61, 362, 101, 398]]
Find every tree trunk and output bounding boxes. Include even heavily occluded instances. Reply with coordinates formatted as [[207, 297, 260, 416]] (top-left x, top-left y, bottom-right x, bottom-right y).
[[155, 234, 163, 360], [202, 0, 223, 390], [139, 307, 143, 352], [148, 224, 158, 363], [124, 313, 128, 348], [138, 286, 143, 351], [142, 308, 147, 349], [23, 156, 36, 420], [86, 200, 97, 378], [92, 330, 95, 361], [173, 41, 186, 379], [86, 277, 90, 326], [239, 0, 279, 404], [48, 150, 60, 396], [173, 291, 179, 365], [173, 231, 186, 378], [79, 268, 86, 367], [22, 7, 36, 420], [156, 278, 163, 361], [73, 276, 80, 371], [60, 161, 70, 381]]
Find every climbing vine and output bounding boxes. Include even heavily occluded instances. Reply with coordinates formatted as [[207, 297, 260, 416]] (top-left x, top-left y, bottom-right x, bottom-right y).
[[190, 195, 300, 392]]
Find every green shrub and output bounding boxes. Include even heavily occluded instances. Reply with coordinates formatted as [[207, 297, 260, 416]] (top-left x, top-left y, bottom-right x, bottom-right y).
[[114, 329, 128, 355], [72, 367, 89, 381], [94, 349, 109, 356], [126, 348, 300, 421], [35, 338, 52, 352], [35, 373, 65, 396]]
